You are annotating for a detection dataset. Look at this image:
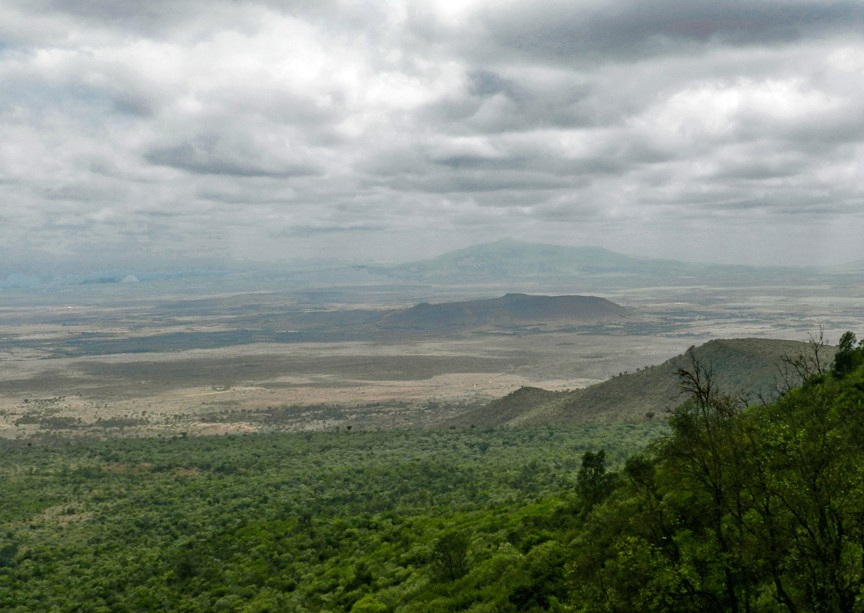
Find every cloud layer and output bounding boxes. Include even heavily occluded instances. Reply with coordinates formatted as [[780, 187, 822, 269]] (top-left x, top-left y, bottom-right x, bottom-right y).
[[2, 0, 863, 270]]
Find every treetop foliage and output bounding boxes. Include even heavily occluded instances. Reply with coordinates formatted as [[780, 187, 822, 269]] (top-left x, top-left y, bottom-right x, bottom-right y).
[[833, 330, 864, 377], [570, 331, 864, 612]]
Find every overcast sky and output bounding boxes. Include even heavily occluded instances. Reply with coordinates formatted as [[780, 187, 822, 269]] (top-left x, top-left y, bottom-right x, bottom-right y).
[[2, 0, 864, 272]]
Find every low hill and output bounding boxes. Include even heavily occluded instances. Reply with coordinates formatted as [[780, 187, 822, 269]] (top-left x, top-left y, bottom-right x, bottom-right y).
[[378, 293, 627, 330], [449, 338, 826, 427]]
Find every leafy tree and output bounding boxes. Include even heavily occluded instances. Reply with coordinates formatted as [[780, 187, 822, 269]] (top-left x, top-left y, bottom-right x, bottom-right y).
[[350, 594, 388, 612], [568, 343, 864, 612], [0, 534, 18, 568], [576, 449, 616, 512], [832, 330, 864, 377], [431, 531, 471, 582]]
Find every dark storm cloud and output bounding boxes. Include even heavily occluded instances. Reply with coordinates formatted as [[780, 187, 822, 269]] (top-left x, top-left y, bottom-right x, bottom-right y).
[[25, 0, 198, 28], [469, 70, 512, 97], [711, 159, 809, 181], [479, 1, 864, 63], [388, 171, 573, 195], [423, 76, 598, 133], [145, 141, 322, 178]]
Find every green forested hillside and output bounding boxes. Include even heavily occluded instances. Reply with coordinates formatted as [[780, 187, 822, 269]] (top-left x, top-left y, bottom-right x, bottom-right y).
[[2, 336, 863, 612], [0, 422, 663, 611], [568, 336, 864, 611]]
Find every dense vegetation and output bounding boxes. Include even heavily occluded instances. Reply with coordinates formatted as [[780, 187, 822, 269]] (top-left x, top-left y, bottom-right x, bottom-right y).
[[571, 335, 864, 612], [2, 334, 864, 611], [0, 422, 663, 611]]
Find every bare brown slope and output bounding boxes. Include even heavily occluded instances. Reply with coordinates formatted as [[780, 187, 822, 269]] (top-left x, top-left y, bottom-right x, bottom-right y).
[[449, 338, 822, 427]]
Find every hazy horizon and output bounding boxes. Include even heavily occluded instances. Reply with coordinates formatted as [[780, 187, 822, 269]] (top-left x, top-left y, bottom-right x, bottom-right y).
[[3, 237, 854, 289]]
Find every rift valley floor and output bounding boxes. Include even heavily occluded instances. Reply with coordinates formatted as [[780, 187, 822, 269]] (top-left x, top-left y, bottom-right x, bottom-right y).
[[1, 275, 862, 438]]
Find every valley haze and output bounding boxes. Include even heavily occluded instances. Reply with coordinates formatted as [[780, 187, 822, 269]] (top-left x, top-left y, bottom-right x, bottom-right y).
[[1, 240, 861, 439]]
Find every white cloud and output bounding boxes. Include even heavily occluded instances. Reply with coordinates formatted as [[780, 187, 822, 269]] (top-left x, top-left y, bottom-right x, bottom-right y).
[[1, 0, 864, 270]]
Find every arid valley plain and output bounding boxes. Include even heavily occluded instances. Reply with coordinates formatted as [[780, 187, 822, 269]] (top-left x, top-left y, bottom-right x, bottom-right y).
[[3, 242, 863, 439]]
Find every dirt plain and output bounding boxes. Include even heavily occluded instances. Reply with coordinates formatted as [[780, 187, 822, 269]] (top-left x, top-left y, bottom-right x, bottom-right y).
[[1, 276, 862, 439]]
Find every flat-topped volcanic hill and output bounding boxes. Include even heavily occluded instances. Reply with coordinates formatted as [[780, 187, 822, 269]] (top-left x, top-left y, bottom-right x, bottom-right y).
[[377, 293, 627, 330]]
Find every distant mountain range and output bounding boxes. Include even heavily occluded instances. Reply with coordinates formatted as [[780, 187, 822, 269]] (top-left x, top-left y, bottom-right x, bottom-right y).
[[365, 238, 806, 283], [4, 238, 853, 291], [290, 239, 830, 294], [381, 239, 648, 279], [447, 338, 826, 427]]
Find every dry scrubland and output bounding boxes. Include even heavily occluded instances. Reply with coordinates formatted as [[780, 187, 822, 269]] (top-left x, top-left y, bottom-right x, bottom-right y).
[[0, 333, 688, 437], [1, 280, 863, 439]]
